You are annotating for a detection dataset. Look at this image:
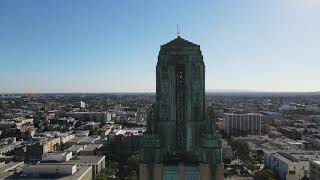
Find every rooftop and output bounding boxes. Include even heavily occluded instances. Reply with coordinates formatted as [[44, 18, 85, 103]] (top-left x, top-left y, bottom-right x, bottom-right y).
[[66, 145, 87, 152], [66, 155, 105, 165], [162, 36, 199, 48], [313, 161, 320, 165], [80, 144, 102, 152], [275, 151, 320, 163], [9, 164, 91, 180]]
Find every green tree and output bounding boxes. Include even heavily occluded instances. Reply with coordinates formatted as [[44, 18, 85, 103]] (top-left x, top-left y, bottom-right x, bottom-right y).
[[103, 160, 118, 177], [230, 140, 249, 161], [95, 172, 107, 180], [127, 154, 140, 176], [255, 169, 277, 180], [125, 170, 138, 180]]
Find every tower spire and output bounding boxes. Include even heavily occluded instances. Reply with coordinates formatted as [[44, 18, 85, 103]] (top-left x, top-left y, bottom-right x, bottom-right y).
[[177, 24, 180, 37]]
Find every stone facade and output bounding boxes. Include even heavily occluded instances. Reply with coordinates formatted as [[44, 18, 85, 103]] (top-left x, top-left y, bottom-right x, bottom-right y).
[[140, 36, 223, 180]]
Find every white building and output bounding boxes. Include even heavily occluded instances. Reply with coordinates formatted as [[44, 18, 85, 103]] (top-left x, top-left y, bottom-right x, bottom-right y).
[[21, 164, 92, 180], [310, 161, 320, 180], [224, 113, 263, 136], [80, 101, 86, 108], [42, 152, 73, 162], [304, 136, 320, 149], [22, 164, 77, 176], [265, 151, 320, 180], [64, 155, 106, 178], [278, 104, 297, 111], [106, 112, 112, 122]]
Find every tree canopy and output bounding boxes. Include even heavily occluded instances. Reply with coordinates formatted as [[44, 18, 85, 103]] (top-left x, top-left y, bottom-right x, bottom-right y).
[[255, 169, 277, 180]]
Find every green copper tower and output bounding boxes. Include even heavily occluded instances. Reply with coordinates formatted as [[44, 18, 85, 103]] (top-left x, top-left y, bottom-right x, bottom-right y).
[[140, 36, 223, 180]]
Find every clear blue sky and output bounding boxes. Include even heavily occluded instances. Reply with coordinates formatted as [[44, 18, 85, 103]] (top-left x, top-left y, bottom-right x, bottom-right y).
[[1, 0, 319, 93]]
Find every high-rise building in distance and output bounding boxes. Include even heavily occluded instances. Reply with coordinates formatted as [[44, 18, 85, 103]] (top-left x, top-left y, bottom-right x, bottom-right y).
[[224, 113, 263, 136], [80, 101, 86, 109]]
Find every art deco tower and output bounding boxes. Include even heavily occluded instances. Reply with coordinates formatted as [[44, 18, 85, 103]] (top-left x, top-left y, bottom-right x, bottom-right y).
[[140, 36, 223, 180]]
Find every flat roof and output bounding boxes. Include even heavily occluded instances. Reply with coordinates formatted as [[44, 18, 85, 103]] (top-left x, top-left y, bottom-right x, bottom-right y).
[[67, 136, 97, 143], [44, 152, 71, 155], [66, 155, 105, 165], [0, 162, 24, 179], [80, 144, 102, 152], [66, 145, 87, 152], [224, 113, 263, 116], [60, 166, 92, 180], [313, 161, 320, 165], [23, 164, 76, 169], [7, 165, 91, 180]]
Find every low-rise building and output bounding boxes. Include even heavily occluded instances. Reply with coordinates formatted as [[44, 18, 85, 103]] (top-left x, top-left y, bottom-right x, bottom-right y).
[[42, 152, 73, 162], [22, 164, 77, 176], [64, 155, 105, 178], [0, 117, 33, 130], [67, 112, 108, 123], [310, 161, 320, 180], [74, 130, 90, 137], [20, 164, 92, 180], [84, 122, 100, 130], [26, 137, 61, 161], [265, 151, 320, 180], [79, 144, 103, 156], [278, 127, 303, 140], [65, 136, 100, 146], [59, 133, 76, 144], [0, 162, 24, 179], [304, 135, 320, 150], [65, 145, 87, 156]]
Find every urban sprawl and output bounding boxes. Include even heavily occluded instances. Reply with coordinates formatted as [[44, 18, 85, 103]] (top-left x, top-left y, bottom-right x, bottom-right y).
[[0, 93, 320, 179]]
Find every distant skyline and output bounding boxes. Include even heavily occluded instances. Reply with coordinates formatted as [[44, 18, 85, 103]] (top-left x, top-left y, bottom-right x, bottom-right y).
[[1, 0, 320, 93]]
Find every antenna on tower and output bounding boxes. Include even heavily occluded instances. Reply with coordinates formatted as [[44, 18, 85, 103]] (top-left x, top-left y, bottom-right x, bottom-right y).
[[177, 24, 180, 37]]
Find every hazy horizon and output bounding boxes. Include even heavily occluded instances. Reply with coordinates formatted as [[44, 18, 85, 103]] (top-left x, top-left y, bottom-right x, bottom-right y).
[[1, 0, 320, 93], [1, 89, 320, 94]]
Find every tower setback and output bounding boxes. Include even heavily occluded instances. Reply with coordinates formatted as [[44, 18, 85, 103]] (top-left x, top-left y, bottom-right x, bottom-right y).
[[140, 36, 223, 180]]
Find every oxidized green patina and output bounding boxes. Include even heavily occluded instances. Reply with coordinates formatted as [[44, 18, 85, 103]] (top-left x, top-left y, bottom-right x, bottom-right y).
[[141, 36, 222, 177]]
